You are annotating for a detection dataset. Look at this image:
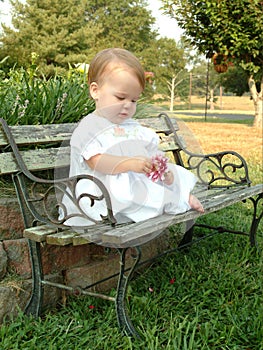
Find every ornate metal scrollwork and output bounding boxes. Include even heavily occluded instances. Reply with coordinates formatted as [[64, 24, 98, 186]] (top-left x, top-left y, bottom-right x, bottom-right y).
[[185, 150, 251, 188], [161, 113, 251, 188], [24, 174, 117, 228]]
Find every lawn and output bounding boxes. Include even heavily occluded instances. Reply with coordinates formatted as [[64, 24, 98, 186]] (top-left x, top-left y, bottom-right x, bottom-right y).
[[0, 113, 262, 350]]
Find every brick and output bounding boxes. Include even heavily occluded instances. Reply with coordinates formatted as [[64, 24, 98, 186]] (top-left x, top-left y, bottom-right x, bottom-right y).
[[0, 274, 63, 324], [65, 253, 126, 292], [41, 243, 95, 275], [41, 274, 64, 311], [0, 242, 8, 279], [3, 238, 31, 278], [0, 282, 30, 323], [0, 198, 24, 240], [65, 231, 172, 293]]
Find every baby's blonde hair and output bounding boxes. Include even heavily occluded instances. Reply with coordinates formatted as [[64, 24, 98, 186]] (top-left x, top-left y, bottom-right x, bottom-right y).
[[88, 48, 146, 90]]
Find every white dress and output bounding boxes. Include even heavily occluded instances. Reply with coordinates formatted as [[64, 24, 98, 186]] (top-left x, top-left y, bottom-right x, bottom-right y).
[[60, 113, 197, 227]]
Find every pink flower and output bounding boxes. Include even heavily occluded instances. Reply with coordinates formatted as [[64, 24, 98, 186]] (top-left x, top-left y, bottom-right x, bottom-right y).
[[147, 154, 168, 182], [88, 305, 95, 309], [169, 278, 176, 284]]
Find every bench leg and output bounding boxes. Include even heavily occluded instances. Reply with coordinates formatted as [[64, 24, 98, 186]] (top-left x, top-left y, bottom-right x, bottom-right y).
[[115, 247, 141, 338], [178, 220, 195, 248], [24, 240, 44, 317], [248, 193, 263, 247]]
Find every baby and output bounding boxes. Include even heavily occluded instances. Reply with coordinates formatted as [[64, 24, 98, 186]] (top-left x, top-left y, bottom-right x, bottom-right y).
[[62, 48, 204, 226]]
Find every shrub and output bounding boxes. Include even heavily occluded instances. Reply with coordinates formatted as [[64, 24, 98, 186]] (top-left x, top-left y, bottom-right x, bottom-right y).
[[0, 66, 95, 125]]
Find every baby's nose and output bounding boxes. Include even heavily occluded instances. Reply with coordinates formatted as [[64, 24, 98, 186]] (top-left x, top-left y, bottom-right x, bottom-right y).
[[123, 100, 132, 108]]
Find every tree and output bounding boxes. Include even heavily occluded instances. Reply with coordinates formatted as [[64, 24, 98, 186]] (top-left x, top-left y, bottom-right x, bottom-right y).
[[218, 66, 250, 97], [0, 0, 157, 76], [0, 0, 103, 75], [144, 37, 187, 106], [84, 0, 157, 55], [0, 0, 189, 104], [161, 0, 263, 128]]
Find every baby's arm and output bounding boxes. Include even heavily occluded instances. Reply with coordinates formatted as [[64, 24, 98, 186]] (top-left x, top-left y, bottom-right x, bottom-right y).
[[86, 154, 152, 175]]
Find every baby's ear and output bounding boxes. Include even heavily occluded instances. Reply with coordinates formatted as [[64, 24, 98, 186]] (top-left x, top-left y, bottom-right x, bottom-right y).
[[89, 82, 99, 99]]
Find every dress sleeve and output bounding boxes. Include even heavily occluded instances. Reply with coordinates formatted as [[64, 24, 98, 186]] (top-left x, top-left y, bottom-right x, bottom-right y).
[[70, 115, 110, 162], [81, 138, 105, 161]]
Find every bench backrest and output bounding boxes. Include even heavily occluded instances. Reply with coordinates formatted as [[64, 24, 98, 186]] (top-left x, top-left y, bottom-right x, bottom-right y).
[[0, 113, 252, 233], [0, 114, 185, 176], [0, 113, 188, 231]]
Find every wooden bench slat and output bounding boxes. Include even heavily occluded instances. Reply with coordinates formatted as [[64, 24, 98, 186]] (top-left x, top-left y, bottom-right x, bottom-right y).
[[24, 226, 83, 246], [72, 223, 117, 245], [0, 117, 182, 175], [23, 184, 262, 248], [101, 184, 263, 247], [0, 118, 178, 147], [138, 117, 179, 133], [159, 138, 185, 151], [72, 234, 93, 245], [0, 146, 70, 174], [46, 231, 80, 246], [0, 141, 181, 175], [0, 123, 75, 146], [23, 225, 60, 242]]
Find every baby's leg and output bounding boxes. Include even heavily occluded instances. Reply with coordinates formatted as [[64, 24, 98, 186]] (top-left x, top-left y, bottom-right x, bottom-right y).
[[189, 194, 204, 213]]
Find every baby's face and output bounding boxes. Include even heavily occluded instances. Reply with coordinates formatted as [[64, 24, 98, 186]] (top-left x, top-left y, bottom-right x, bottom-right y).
[[90, 68, 143, 124]]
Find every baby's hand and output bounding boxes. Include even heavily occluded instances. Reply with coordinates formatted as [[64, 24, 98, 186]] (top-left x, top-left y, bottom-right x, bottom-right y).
[[163, 170, 174, 185], [131, 156, 152, 174]]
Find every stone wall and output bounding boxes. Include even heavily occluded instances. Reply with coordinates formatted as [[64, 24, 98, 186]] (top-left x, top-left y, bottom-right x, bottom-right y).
[[0, 197, 176, 324]]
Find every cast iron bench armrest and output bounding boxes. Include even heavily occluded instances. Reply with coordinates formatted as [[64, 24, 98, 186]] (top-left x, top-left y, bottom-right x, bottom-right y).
[[0, 117, 116, 228], [183, 149, 251, 188], [158, 113, 251, 187], [14, 173, 117, 227]]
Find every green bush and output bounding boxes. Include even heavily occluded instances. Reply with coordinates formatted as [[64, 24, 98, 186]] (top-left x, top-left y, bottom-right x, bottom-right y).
[[0, 66, 95, 125]]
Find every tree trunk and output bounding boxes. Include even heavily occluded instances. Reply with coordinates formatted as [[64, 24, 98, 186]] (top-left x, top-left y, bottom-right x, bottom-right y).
[[248, 75, 263, 129], [168, 72, 183, 112], [209, 88, 214, 110], [219, 86, 223, 109], [169, 76, 175, 112]]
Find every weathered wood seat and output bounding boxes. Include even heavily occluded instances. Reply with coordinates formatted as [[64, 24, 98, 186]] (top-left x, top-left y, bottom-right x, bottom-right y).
[[0, 113, 262, 338]]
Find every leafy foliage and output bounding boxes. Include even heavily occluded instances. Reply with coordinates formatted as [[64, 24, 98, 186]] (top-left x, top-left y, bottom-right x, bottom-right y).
[[0, 0, 157, 76], [83, 0, 157, 54], [0, 0, 102, 75], [161, 0, 263, 127], [0, 66, 95, 125], [218, 66, 250, 96], [0, 0, 190, 102], [161, 0, 263, 75]]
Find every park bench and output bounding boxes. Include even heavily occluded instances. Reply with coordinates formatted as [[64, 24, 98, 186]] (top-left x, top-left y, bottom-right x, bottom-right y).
[[0, 113, 262, 338]]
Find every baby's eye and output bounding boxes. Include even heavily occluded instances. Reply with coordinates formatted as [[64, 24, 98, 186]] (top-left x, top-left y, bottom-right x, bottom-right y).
[[116, 96, 125, 101]]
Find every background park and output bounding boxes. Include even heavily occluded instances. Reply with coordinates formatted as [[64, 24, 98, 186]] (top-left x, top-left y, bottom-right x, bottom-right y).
[[0, 0, 262, 349]]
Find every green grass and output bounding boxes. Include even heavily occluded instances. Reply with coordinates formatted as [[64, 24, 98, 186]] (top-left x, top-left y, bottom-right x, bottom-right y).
[[136, 103, 255, 125], [175, 116, 254, 125], [1, 214, 262, 349]]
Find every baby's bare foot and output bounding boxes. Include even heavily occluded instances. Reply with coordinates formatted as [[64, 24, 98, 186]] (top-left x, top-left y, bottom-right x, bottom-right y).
[[189, 194, 204, 213]]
